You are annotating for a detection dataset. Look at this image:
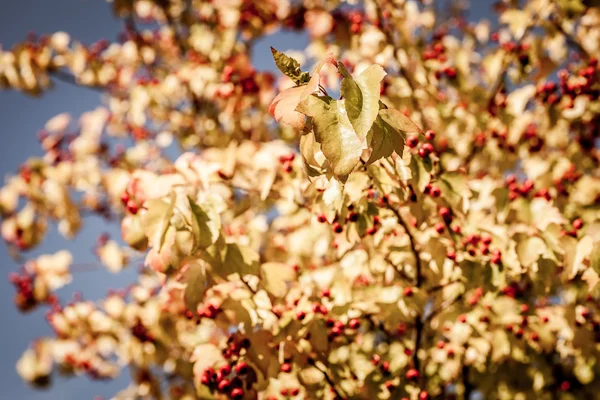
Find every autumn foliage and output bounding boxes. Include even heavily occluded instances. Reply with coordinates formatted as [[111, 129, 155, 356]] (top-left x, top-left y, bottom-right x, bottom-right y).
[[1, 0, 600, 399]]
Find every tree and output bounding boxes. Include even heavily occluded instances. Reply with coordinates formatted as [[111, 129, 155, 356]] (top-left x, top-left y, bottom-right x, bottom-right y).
[[1, 0, 599, 398]]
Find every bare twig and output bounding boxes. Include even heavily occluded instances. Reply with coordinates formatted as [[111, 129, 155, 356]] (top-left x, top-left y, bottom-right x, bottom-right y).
[[386, 203, 423, 374], [309, 360, 346, 400], [551, 14, 590, 60], [386, 205, 422, 287], [384, 256, 412, 283], [425, 293, 463, 323], [51, 70, 104, 92]]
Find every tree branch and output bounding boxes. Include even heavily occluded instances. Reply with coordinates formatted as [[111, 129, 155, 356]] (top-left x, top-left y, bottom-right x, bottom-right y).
[[50, 70, 105, 92], [309, 359, 346, 400], [386, 203, 423, 375], [551, 14, 590, 60], [425, 293, 463, 323]]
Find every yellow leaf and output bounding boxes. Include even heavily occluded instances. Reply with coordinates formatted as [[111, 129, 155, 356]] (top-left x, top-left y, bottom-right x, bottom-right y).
[[297, 96, 365, 180]]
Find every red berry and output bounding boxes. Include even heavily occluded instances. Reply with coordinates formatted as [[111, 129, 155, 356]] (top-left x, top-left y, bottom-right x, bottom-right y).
[[514, 328, 524, 339], [235, 362, 248, 375], [446, 250, 456, 260], [231, 388, 244, 399], [403, 287, 414, 297], [439, 207, 451, 221], [397, 323, 407, 335], [317, 214, 327, 223], [120, 191, 129, 206], [573, 218, 583, 230], [281, 363, 292, 373], [430, 186, 441, 198], [434, 222, 445, 234], [321, 288, 331, 298], [560, 381, 571, 391], [296, 311, 306, 321], [425, 130, 436, 141], [348, 318, 361, 329], [419, 391, 429, 400], [218, 379, 230, 391], [406, 136, 419, 148], [581, 307, 591, 319], [200, 374, 211, 385], [419, 143, 434, 157], [219, 364, 231, 376], [381, 361, 390, 373], [290, 388, 300, 396], [371, 354, 381, 365], [406, 368, 419, 380], [458, 314, 467, 323], [126, 200, 139, 214], [333, 223, 343, 233]]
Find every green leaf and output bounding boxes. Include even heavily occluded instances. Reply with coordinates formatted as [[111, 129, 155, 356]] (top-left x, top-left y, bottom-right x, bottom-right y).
[[297, 95, 364, 180], [365, 114, 405, 165], [516, 236, 546, 268], [143, 192, 176, 251], [270, 47, 310, 85], [188, 196, 221, 249], [183, 261, 206, 312], [439, 171, 469, 211], [192, 344, 226, 383], [269, 59, 327, 130], [261, 262, 296, 298], [338, 62, 386, 141], [122, 214, 148, 250], [221, 243, 260, 277], [299, 131, 324, 177], [379, 108, 422, 133], [591, 246, 600, 275], [409, 155, 430, 193]]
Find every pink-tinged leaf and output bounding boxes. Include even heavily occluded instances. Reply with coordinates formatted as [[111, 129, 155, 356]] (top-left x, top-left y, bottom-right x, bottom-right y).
[[269, 59, 329, 129]]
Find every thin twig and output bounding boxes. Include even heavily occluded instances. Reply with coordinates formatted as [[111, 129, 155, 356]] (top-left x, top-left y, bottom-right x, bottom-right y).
[[387, 205, 422, 287], [551, 14, 590, 60], [427, 280, 461, 294], [157, 0, 187, 55], [51, 70, 104, 92], [386, 203, 423, 375], [384, 256, 412, 283], [373, 3, 432, 132], [310, 360, 346, 400], [425, 293, 463, 323]]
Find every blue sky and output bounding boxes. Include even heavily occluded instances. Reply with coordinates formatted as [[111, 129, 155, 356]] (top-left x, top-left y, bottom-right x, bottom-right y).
[[0, 1, 493, 399]]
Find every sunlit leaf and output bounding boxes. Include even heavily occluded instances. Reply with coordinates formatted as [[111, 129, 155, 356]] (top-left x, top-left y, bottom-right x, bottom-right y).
[[339, 62, 386, 141], [261, 262, 295, 298], [183, 261, 206, 312], [270, 47, 310, 85], [297, 95, 365, 180]]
